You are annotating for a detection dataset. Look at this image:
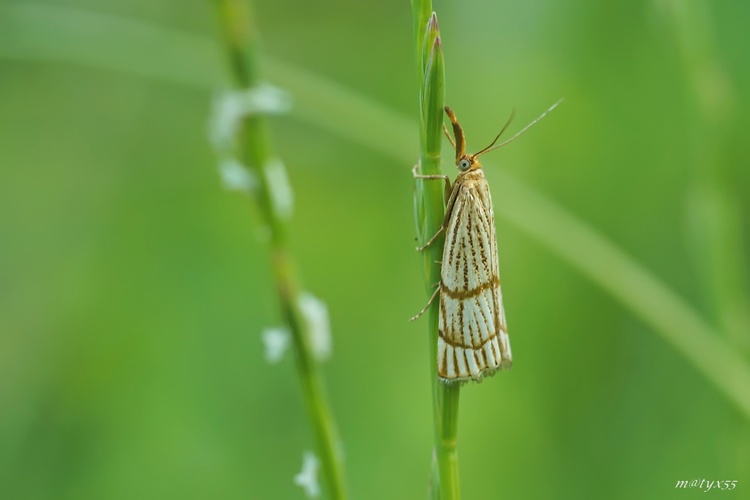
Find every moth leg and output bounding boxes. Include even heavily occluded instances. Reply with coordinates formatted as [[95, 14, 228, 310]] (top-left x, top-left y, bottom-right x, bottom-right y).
[[409, 282, 440, 322], [416, 178, 462, 252], [416, 226, 445, 252], [412, 163, 452, 196], [412, 164, 454, 251], [443, 124, 456, 149]]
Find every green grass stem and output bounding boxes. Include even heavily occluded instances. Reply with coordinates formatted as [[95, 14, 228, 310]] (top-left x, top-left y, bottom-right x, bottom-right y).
[[212, 1, 347, 498], [410, 3, 461, 498]]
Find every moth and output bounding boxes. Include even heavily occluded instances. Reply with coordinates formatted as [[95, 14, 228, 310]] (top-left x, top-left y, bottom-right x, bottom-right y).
[[413, 103, 560, 382]]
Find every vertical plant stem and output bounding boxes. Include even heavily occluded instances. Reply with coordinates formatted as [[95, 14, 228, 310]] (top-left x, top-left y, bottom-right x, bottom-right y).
[[437, 384, 460, 498], [410, 1, 461, 498], [213, 1, 347, 498]]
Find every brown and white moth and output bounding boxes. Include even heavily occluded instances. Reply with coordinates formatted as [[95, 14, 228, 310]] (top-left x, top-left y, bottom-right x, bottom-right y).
[[413, 103, 560, 382]]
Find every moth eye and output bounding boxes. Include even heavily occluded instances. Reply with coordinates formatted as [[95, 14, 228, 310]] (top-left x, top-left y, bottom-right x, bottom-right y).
[[458, 159, 471, 170]]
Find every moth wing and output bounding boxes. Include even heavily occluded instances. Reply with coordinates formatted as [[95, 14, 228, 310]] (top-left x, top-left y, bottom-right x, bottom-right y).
[[438, 174, 512, 382]]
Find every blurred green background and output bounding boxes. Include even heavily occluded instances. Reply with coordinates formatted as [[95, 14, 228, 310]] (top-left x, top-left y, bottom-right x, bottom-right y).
[[1, 0, 749, 498]]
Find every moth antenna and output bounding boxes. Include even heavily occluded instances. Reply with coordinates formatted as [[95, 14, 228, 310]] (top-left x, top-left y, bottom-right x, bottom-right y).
[[474, 99, 563, 157], [472, 109, 516, 158]]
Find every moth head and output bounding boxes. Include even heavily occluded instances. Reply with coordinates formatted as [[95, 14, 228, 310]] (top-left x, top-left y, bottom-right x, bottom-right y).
[[443, 101, 563, 172], [457, 155, 476, 171], [444, 105, 513, 173]]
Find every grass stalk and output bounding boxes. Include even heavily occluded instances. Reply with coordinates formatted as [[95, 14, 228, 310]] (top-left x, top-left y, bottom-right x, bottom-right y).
[[410, 2, 461, 498], [212, 1, 347, 497]]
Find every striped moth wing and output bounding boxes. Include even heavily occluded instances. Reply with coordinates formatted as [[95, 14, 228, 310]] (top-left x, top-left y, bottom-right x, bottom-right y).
[[437, 168, 512, 382], [424, 103, 558, 381]]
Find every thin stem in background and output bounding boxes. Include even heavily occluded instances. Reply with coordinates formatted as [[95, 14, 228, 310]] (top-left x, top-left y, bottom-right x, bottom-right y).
[[212, 1, 347, 498], [4, 3, 750, 420]]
